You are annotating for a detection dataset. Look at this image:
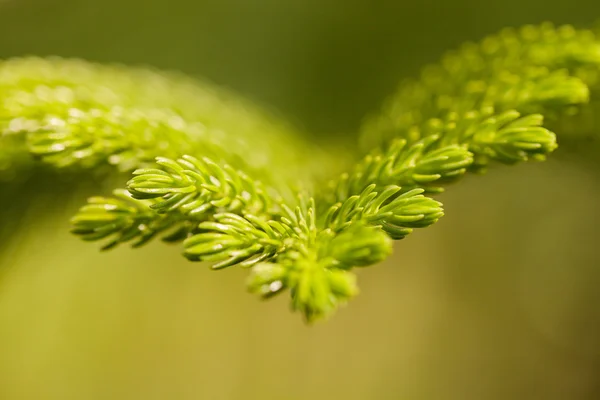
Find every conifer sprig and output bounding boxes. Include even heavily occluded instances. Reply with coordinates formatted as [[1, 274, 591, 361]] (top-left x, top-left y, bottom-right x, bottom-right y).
[[1, 23, 599, 321], [360, 23, 600, 150], [325, 109, 557, 209], [70, 189, 189, 250], [0, 57, 323, 185]]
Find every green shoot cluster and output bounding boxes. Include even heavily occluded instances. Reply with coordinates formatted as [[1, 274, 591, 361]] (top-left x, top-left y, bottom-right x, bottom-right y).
[[1, 23, 599, 322]]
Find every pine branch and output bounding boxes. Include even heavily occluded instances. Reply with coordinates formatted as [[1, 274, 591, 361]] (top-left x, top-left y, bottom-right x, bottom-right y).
[[360, 23, 600, 150], [326, 109, 557, 207], [0, 57, 322, 186], [70, 189, 191, 250], [1, 23, 599, 322], [323, 184, 443, 239]]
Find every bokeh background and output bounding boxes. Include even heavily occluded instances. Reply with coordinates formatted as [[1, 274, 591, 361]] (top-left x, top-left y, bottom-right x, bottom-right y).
[[1, 0, 600, 399]]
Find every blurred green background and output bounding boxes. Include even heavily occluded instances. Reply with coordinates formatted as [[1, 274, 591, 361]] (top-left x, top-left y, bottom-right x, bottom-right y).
[[1, 0, 600, 399]]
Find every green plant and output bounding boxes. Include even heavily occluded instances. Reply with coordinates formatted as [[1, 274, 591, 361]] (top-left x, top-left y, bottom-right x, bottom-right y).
[[1, 23, 598, 322]]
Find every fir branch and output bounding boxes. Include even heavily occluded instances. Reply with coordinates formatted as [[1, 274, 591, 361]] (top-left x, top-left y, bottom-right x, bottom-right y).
[[70, 189, 190, 251], [1, 23, 599, 322], [326, 109, 557, 208], [127, 155, 276, 219], [360, 23, 600, 150], [71, 154, 283, 250], [0, 57, 323, 186], [323, 184, 443, 239]]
